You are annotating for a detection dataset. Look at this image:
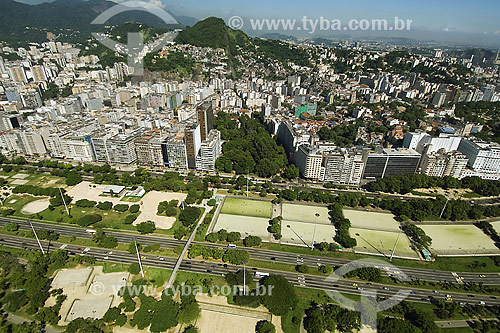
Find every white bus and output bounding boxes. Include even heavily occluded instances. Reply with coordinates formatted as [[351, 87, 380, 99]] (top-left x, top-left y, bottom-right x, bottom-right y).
[[227, 244, 237, 249], [255, 272, 270, 278], [86, 229, 97, 235]]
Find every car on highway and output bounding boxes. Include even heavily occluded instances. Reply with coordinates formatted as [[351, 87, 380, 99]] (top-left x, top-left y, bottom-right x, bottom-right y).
[[446, 297, 453, 302], [141, 256, 146, 259], [352, 283, 358, 287], [383, 287, 390, 290], [479, 274, 486, 278], [357, 287, 364, 291], [480, 301, 486, 305], [410, 291, 417, 294]]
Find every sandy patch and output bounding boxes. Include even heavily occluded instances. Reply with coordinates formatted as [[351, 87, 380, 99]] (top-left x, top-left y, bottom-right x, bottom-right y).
[[49, 266, 130, 326], [11, 173, 28, 179], [10, 179, 28, 185], [134, 191, 187, 230], [194, 294, 281, 333], [415, 188, 475, 200], [67, 182, 125, 204], [8, 199, 16, 204], [21, 198, 50, 214], [0, 175, 9, 179]]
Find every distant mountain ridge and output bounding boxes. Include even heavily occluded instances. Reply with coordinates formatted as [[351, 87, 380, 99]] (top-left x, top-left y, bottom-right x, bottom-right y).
[[0, 0, 198, 45]]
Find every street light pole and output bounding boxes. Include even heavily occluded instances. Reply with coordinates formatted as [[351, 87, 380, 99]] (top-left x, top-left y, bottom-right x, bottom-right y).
[[29, 219, 45, 255], [134, 238, 145, 278], [390, 228, 403, 261], [242, 260, 248, 296], [59, 187, 70, 216], [439, 198, 449, 219]]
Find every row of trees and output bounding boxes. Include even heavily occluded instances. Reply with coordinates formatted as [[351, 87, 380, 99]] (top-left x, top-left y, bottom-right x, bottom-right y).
[[205, 229, 241, 243], [329, 203, 357, 248], [304, 304, 361, 333], [365, 173, 500, 197]]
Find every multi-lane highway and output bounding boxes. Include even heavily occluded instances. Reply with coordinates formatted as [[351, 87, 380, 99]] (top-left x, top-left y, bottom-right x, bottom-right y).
[[1, 234, 499, 307], [1, 217, 500, 286]]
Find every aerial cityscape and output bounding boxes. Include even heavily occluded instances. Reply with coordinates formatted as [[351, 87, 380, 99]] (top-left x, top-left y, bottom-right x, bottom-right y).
[[0, 0, 500, 332]]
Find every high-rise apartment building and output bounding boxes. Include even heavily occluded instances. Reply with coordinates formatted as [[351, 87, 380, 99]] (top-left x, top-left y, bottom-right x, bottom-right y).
[[458, 139, 500, 175], [134, 130, 167, 167], [184, 123, 201, 169], [419, 149, 468, 178], [195, 129, 221, 172], [295, 145, 324, 180], [324, 152, 365, 185], [166, 134, 188, 169], [8, 66, 27, 83]]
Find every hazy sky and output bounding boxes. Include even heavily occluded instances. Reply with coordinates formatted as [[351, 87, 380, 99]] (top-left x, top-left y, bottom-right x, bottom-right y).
[[13, 0, 500, 47], [163, 0, 500, 47], [172, 0, 500, 34]]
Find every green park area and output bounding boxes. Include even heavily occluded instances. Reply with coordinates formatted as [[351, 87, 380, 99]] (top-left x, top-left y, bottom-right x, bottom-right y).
[[220, 197, 272, 219]]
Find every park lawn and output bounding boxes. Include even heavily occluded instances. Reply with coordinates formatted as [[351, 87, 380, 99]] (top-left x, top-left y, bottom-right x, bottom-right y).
[[221, 197, 272, 218], [3, 194, 43, 214], [281, 288, 331, 333], [120, 196, 143, 202], [33, 205, 136, 231], [24, 173, 65, 188]]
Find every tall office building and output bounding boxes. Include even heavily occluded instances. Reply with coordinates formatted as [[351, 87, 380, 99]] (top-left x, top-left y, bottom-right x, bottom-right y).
[[184, 123, 201, 169], [362, 148, 421, 179], [197, 101, 214, 141]]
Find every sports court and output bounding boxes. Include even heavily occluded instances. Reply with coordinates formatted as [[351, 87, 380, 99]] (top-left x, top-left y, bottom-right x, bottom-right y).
[[282, 203, 330, 225], [214, 214, 270, 239], [343, 209, 401, 232], [220, 197, 272, 218], [420, 224, 499, 256], [66, 297, 113, 321], [350, 228, 417, 259], [281, 220, 337, 246]]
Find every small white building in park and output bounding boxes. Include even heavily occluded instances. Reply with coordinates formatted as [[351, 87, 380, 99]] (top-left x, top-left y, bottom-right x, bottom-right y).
[[102, 185, 126, 196]]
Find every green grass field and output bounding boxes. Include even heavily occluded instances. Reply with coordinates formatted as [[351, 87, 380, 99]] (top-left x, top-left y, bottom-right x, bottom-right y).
[[350, 227, 418, 259], [220, 197, 272, 218], [214, 214, 270, 239], [282, 203, 330, 224], [420, 224, 499, 255]]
